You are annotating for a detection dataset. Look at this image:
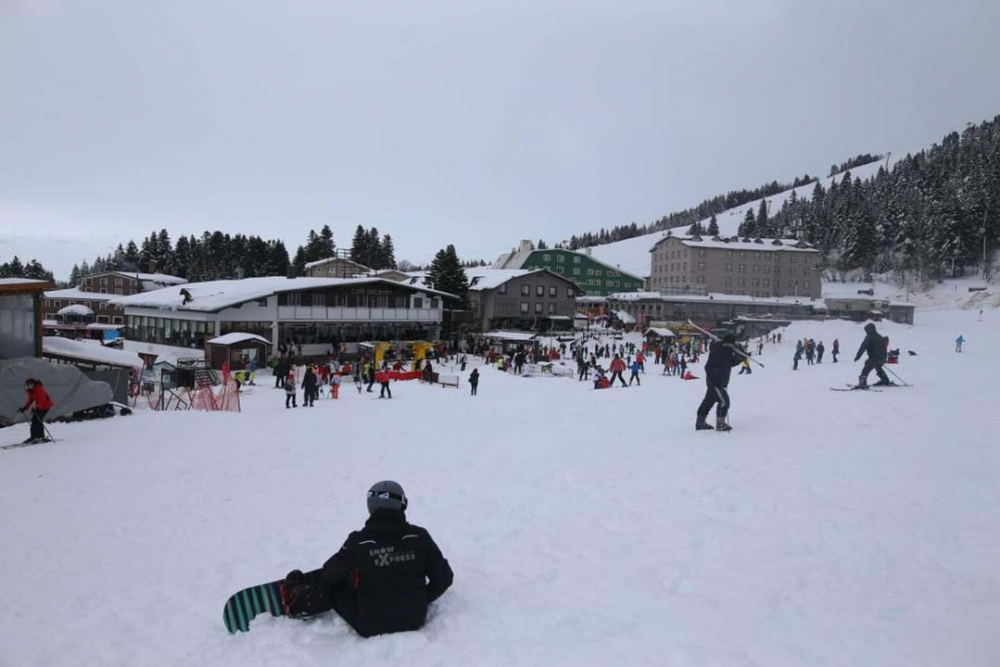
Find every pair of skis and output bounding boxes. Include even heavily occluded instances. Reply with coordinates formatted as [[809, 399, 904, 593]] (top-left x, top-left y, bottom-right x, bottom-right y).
[[685, 320, 765, 369]]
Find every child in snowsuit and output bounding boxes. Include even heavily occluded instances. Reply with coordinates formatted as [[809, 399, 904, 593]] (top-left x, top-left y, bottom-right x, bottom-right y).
[[377, 370, 392, 399], [285, 373, 297, 408], [331, 373, 342, 399], [628, 360, 641, 386]]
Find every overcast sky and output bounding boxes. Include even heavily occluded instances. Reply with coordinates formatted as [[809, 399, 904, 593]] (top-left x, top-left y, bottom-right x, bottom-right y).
[[2, 0, 1000, 273]]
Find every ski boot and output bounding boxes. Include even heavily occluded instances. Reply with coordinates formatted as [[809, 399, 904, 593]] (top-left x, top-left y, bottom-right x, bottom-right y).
[[856, 376, 868, 390], [873, 378, 895, 387], [280, 570, 310, 618], [716, 416, 733, 432], [695, 417, 714, 431]]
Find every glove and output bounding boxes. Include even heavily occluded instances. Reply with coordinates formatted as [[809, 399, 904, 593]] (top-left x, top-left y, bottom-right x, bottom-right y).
[[17, 407, 25, 414]]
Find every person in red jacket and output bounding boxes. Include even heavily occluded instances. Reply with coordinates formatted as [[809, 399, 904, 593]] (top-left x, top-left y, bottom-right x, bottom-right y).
[[608, 354, 628, 387], [376, 370, 392, 399], [19, 378, 54, 444]]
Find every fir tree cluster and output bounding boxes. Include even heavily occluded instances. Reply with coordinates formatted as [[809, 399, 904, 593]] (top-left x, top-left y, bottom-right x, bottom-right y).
[[70, 230, 291, 285], [346, 225, 396, 271], [766, 117, 1000, 281], [0, 256, 55, 281]]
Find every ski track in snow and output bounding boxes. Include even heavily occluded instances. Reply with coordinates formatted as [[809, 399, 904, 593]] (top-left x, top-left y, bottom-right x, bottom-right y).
[[2, 310, 1000, 666]]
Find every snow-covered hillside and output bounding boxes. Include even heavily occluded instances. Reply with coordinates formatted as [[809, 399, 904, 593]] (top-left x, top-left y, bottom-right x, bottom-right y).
[[2, 307, 999, 666], [587, 158, 891, 279]]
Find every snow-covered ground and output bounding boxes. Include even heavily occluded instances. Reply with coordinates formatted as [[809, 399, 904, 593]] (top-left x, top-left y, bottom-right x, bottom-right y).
[[2, 308, 999, 667]]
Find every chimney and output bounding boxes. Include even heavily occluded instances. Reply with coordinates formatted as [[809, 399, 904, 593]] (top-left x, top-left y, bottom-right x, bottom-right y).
[[149, 259, 158, 274], [519, 239, 533, 253]]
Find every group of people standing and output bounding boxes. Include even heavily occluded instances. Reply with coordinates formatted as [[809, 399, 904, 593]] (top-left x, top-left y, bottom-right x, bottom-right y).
[[793, 338, 838, 370]]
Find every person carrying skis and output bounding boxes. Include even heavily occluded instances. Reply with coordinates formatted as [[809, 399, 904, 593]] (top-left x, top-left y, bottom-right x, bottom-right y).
[[282, 481, 454, 638], [695, 333, 743, 431], [832, 338, 840, 363], [469, 368, 479, 396], [608, 354, 627, 387], [18, 378, 54, 444], [855, 322, 891, 388]]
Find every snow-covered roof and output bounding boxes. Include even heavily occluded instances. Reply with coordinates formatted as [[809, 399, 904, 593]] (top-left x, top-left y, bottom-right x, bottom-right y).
[[44, 287, 114, 301], [659, 236, 819, 253], [609, 290, 817, 308], [111, 277, 458, 313], [404, 268, 550, 292], [207, 333, 271, 346], [467, 269, 537, 291], [492, 246, 643, 280], [0, 278, 47, 286], [481, 330, 536, 341], [645, 327, 676, 337], [104, 271, 186, 284], [58, 304, 94, 316], [43, 336, 144, 369], [303, 257, 369, 271], [614, 310, 636, 324]]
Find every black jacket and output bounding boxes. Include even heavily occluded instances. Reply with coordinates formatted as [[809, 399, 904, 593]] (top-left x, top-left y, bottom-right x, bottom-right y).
[[703, 340, 743, 388], [302, 371, 318, 390], [855, 325, 886, 364], [321, 512, 453, 637]]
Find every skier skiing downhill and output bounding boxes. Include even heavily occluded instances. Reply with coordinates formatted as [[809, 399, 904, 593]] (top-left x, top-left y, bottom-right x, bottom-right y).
[[281, 481, 453, 638], [855, 323, 892, 388], [695, 333, 743, 432]]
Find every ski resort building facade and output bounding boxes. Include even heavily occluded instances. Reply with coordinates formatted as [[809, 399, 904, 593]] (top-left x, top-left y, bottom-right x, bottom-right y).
[[466, 268, 583, 332], [43, 271, 187, 325], [111, 277, 457, 364], [493, 240, 643, 296], [648, 235, 822, 299]]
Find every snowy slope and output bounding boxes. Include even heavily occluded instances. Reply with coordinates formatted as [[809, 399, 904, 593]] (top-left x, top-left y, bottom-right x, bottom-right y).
[[586, 158, 892, 279], [2, 308, 1000, 666]]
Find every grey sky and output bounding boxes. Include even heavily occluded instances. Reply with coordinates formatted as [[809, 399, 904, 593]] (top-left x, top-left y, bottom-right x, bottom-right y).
[[2, 0, 999, 276]]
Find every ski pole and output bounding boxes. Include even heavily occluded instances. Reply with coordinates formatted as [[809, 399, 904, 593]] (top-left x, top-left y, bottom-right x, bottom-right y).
[[884, 366, 911, 387], [686, 320, 766, 368]]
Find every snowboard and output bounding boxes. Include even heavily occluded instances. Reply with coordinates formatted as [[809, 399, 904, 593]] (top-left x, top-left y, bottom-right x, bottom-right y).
[[223, 579, 286, 634]]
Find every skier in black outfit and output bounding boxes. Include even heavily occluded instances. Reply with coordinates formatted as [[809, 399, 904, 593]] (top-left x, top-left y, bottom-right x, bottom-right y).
[[282, 481, 454, 638], [695, 333, 743, 432], [469, 368, 479, 395], [854, 322, 891, 388]]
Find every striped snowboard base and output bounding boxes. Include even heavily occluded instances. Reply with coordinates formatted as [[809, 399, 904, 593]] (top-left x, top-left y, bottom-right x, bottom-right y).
[[223, 580, 285, 633]]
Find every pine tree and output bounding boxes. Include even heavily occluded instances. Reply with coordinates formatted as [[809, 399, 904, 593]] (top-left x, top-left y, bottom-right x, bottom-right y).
[[739, 209, 756, 237], [707, 215, 720, 236], [757, 199, 769, 237], [686, 221, 704, 236], [426, 245, 469, 299], [350, 225, 368, 266], [69, 264, 81, 286], [381, 234, 396, 270]]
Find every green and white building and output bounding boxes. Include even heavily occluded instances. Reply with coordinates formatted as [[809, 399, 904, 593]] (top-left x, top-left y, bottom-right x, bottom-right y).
[[492, 240, 643, 297]]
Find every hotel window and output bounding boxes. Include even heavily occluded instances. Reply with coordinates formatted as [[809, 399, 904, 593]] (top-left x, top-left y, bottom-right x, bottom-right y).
[[697, 262, 705, 270], [556, 255, 564, 263], [738, 264, 746, 273], [548, 303, 556, 314], [521, 284, 530, 296], [573, 256, 580, 264], [520, 302, 529, 313], [115, 289, 123, 295], [536, 285, 544, 297], [498, 283, 507, 294], [548, 286, 557, 297], [726, 263, 733, 272], [698, 249, 706, 257], [534, 302, 543, 314], [725, 277, 733, 286], [567, 288, 574, 298], [312, 293, 325, 306]]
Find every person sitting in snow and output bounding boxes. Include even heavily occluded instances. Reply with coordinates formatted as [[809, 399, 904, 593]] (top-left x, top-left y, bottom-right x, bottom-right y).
[[282, 481, 453, 638]]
